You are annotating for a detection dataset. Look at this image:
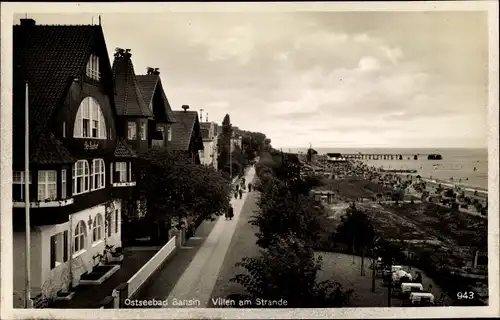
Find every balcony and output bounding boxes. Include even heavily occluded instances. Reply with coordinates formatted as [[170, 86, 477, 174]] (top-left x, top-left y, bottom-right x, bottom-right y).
[[112, 181, 136, 187], [13, 198, 74, 208]]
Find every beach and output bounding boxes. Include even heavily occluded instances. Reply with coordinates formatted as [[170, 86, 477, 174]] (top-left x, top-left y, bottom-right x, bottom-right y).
[[291, 147, 488, 192]]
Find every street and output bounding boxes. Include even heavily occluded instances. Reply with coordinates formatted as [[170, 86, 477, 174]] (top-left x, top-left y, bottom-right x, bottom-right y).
[[135, 167, 257, 307]]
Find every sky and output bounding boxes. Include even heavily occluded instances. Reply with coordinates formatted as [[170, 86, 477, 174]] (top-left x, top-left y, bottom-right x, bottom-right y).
[[14, 9, 490, 149]]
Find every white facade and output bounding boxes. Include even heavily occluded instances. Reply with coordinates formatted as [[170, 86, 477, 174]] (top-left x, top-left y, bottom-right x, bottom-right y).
[[199, 122, 219, 169], [13, 199, 122, 307]]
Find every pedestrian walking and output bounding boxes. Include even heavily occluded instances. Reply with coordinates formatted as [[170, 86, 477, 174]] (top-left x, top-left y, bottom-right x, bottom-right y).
[[234, 191, 238, 199], [236, 184, 240, 192], [239, 188, 243, 199], [241, 182, 246, 191], [248, 182, 252, 192], [242, 177, 246, 185], [228, 206, 234, 220]]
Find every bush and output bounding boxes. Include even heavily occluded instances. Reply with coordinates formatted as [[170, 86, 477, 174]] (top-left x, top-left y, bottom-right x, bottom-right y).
[[231, 233, 353, 307]]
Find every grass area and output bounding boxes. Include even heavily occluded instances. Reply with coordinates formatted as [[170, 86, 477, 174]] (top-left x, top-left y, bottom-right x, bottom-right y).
[[315, 176, 393, 200], [312, 174, 488, 305]]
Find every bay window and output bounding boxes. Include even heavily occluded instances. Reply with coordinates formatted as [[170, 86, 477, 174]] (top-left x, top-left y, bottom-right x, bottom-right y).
[[128, 122, 137, 140], [72, 160, 90, 195], [91, 159, 105, 190], [38, 171, 57, 201]]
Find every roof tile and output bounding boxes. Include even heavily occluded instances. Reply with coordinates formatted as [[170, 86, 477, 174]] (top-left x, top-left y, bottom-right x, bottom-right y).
[[111, 50, 153, 118], [13, 23, 103, 164]]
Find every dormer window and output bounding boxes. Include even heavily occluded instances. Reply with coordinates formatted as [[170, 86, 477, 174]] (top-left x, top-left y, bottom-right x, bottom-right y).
[[74, 97, 107, 139], [86, 53, 100, 80]]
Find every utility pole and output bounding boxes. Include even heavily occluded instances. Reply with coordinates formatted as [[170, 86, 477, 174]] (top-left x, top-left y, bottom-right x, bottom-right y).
[[229, 133, 232, 182], [24, 81, 31, 308]]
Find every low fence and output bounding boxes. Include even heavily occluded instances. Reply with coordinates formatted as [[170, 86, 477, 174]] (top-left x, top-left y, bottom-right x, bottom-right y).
[[101, 235, 178, 309], [127, 235, 177, 297]]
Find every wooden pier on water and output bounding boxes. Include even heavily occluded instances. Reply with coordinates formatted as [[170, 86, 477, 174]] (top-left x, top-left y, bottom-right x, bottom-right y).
[[327, 153, 443, 161]]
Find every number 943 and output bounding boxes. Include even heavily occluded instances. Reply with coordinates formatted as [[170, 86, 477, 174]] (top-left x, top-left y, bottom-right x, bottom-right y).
[[457, 291, 475, 299]]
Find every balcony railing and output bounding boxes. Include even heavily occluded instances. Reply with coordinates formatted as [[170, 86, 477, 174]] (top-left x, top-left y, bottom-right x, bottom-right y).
[[13, 198, 74, 208], [112, 181, 136, 187]]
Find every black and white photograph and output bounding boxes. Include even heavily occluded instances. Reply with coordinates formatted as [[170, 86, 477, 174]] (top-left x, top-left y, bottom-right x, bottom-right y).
[[1, 1, 498, 319]]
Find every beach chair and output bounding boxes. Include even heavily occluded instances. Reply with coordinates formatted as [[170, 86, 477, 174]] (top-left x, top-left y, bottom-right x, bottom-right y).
[[409, 292, 435, 307]]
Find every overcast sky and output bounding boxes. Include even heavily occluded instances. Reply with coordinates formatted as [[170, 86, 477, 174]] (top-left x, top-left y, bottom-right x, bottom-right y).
[[15, 10, 489, 149]]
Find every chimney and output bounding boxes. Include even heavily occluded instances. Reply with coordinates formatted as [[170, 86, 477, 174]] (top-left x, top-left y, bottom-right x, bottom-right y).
[[20, 18, 36, 27], [182, 105, 189, 112], [200, 109, 204, 122], [206, 113, 208, 122]]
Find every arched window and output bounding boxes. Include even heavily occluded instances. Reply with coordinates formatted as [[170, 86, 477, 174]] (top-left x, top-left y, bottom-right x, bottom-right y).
[[92, 214, 103, 242], [74, 220, 87, 253], [72, 160, 90, 195], [73, 97, 107, 139], [91, 159, 106, 190]]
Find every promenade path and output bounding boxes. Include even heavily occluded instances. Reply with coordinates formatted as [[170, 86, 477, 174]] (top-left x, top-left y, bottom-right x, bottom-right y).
[[164, 166, 256, 307], [136, 166, 256, 308]]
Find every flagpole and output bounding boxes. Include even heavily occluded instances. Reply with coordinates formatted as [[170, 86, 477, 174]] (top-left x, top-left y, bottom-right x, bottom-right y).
[[24, 81, 31, 308]]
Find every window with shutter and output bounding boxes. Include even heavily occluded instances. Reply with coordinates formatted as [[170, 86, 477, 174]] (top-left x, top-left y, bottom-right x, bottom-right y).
[[50, 235, 56, 269], [50, 232, 66, 269], [63, 231, 68, 262]]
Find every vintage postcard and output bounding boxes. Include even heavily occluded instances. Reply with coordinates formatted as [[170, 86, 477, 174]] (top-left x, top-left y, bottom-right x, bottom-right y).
[[1, 1, 498, 319]]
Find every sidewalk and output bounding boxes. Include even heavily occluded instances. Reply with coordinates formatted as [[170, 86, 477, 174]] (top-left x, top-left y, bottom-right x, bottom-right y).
[[164, 166, 256, 308], [50, 247, 158, 308], [134, 166, 256, 305]]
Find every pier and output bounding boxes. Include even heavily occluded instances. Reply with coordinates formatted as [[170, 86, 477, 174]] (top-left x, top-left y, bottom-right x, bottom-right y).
[[327, 153, 442, 161]]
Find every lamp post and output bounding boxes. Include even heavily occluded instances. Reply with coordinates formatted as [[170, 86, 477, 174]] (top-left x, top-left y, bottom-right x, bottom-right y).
[[24, 81, 31, 309], [371, 237, 380, 293]]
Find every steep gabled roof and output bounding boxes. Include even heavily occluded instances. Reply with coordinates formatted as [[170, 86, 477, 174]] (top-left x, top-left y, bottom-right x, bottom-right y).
[[136, 74, 176, 123], [111, 49, 153, 118], [30, 133, 76, 165], [167, 110, 199, 151], [114, 137, 138, 158], [12, 20, 111, 165]]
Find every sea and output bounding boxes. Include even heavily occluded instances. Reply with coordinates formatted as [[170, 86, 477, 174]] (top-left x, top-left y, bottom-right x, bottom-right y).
[[286, 148, 488, 191]]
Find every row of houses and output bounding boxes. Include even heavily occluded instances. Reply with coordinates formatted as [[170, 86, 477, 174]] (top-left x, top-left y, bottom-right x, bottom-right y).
[[11, 18, 241, 307]]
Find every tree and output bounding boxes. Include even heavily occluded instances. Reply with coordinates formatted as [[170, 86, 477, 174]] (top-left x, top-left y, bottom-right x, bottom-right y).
[[230, 233, 353, 307], [137, 149, 232, 242], [307, 148, 318, 163], [335, 203, 375, 275], [251, 175, 325, 248], [217, 114, 233, 175]]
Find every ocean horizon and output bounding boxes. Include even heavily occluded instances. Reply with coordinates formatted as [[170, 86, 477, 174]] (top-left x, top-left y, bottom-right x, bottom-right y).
[[282, 147, 488, 191]]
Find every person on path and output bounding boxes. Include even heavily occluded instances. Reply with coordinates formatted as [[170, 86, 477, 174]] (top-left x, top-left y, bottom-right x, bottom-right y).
[[234, 190, 238, 199], [228, 206, 234, 220], [242, 177, 246, 185], [248, 182, 252, 192], [235, 184, 240, 192], [225, 210, 229, 220], [239, 188, 243, 199]]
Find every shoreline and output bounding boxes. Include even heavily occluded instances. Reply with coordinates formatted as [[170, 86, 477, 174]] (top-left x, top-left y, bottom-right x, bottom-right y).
[[358, 161, 488, 195]]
